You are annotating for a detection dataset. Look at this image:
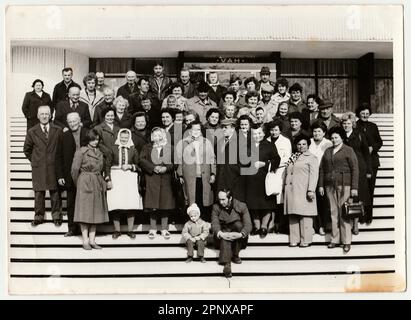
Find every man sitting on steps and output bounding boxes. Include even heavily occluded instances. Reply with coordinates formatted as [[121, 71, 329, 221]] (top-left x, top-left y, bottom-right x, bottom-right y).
[[211, 189, 252, 278]]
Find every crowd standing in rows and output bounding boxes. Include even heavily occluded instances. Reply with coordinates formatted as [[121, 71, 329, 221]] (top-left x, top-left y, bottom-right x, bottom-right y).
[[22, 62, 383, 277]]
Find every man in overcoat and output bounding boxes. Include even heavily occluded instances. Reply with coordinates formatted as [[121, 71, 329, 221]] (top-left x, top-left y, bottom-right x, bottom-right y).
[[23, 105, 63, 226], [211, 189, 252, 278], [56, 112, 89, 236], [52, 67, 81, 110]]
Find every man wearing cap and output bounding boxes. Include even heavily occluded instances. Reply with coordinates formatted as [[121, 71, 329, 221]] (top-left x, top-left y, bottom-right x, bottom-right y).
[[259, 66, 276, 89], [288, 82, 307, 114], [211, 189, 252, 278], [215, 118, 246, 203], [258, 83, 277, 122], [187, 81, 217, 124], [313, 100, 341, 137]]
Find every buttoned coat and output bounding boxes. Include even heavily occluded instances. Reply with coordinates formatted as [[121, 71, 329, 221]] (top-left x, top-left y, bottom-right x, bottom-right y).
[[176, 136, 217, 207], [52, 80, 81, 109], [139, 143, 176, 210], [318, 143, 359, 190], [55, 127, 89, 189], [284, 151, 319, 216], [54, 100, 92, 129], [187, 96, 217, 124], [21, 91, 53, 130], [356, 119, 383, 169], [23, 123, 63, 191], [93, 122, 121, 157], [116, 83, 139, 100]]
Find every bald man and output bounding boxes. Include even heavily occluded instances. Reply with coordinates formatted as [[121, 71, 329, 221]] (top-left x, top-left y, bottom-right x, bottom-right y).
[[56, 112, 89, 236], [54, 86, 92, 130], [116, 70, 139, 100], [23, 106, 63, 226]]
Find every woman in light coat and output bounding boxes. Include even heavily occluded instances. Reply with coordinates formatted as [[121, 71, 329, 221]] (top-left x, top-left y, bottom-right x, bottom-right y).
[[176, 120, 216, 222], [284, 134, 319, 247], [266, 119, 292, 234]]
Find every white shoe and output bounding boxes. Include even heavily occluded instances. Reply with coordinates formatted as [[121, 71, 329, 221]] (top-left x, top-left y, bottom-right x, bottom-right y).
[[148, 229, 156, 239]]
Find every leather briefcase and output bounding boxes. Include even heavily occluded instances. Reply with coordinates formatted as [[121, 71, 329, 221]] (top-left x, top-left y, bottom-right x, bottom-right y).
[[342, 198, 365, 220]]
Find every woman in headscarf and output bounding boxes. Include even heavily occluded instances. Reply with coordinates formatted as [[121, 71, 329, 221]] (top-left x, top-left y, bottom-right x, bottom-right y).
[[139, 127, 176, 239], [106, 128, 143, 239]]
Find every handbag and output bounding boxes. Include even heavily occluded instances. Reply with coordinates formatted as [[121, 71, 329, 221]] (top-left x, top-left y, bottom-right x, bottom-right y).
[[342, 197, 365, 220], [265, 162, 283, 196]]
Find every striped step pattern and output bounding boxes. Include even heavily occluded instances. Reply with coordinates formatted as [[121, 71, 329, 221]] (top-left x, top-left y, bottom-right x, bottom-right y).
[[7, 114, 400, 294]]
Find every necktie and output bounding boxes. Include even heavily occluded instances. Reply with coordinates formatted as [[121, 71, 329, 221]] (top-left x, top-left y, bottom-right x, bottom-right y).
[[43, 125, 48, 139], [72, 102, 78, 110]]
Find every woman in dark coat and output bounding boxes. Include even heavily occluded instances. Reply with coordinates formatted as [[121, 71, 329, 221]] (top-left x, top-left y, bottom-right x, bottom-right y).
[[131, 112, 151, 153], [71, 129, 110, 250], [355, 103, 383, 224], [341, 112, 372, 235], [113, 96, 133, 129], [139, 127, 176, 240], [245, 124, 281, 238], [272, 101, 291, 138], [21, 79, 53, 130], [93, 107, 120, 157]]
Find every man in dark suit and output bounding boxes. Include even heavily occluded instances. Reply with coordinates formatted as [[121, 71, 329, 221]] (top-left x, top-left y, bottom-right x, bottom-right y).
[[52, 67, 81, 110], [93, 87, 115, 126], [148, 61, 173, 103], [207, 71, 226, 104], [312, 100, 341, 138], [211, 189, 252, 278], [128, 76, 160, 114], [54, 86, 92, 130], [56, 112, 89, 236], [116, 70, 139, 100], [178, 68, 197, 99], [23, 106, 63, 226]]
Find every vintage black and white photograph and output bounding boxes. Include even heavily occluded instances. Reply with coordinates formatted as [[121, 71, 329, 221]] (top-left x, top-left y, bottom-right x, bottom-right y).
[[4, 4, 406, 294]]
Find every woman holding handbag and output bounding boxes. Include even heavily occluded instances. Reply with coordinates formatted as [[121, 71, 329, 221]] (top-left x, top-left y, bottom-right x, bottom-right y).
[[318, 127, 359, 253], [283, 134, 319, 247], [245, 124, 281, 238], [266, 119, 292, 234]]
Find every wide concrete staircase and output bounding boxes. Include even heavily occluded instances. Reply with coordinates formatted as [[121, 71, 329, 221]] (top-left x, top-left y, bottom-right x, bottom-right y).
[[7, 114, 401, 294]]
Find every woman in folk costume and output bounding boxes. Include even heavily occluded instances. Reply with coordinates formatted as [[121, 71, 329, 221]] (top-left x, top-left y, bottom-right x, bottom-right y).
[[71, 129, 109, 250], [175, 120, 216, 222], [106, 128, 143, 240]]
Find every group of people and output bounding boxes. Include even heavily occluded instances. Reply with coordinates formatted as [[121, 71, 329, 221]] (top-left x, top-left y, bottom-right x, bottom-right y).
[[22, 62, 383, 277]]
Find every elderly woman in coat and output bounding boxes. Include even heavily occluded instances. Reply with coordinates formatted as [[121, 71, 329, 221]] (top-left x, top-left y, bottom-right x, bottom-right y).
[[176, 120, 216, 222], [318, 127, 359, 253], [71, 129, 110, 250], [93, 107, 120, 157], [106, 128, 143, 240], [266, 119, 292, 234], [284, 134, 319, 247], [139, 127, 176, 240]]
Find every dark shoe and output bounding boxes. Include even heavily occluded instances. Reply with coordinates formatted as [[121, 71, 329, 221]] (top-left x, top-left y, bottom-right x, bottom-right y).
[[232, 256, 242, 264], [328, 243, 338, 249], [64, 231, 75, 237], [53, 220, 62, 227], [112, 231, 121, 239], [343, 244, 351, 253], [185, 257, 193, 263], [273, 223, 280, 234], [223, 263, 232, 278], [259, 228, 268, 238], [31, 220, 43, 227], [90, 243, 102, 250], [199, 257, 206, 263], [250, 227, 259, 236], [365, 219, 373, 225], [289, 243, 299, 247], [127, 231, 136, 239]]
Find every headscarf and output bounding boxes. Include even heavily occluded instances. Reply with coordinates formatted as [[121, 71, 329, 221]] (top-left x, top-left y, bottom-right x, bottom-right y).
[[114, 128, 134, 149]]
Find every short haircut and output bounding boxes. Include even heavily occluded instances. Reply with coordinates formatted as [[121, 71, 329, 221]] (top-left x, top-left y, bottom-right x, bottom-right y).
[[266, 119, 283, 132], [328, 126, 347, 140], [37, 105, 51, 115], [275, 77, 289, 90], [87, 128, 100, 142], [250, 122, 264, 131], [197, 81, 210, 93], [101, 107, 116, 119], [180, 67, 190, 74], [169, 82, 184, 92], [113, 96, 129, 109], [137, 76, 150, 86], [218, 188, 232, 199], [244, 77, 260, 91], [185, 109, 200, 120], [289, 82, 303, 93], [153, 60, 164, 67], [32, 79, 44, 88], [341, 112, 357, 128], [245, 90, 260, 103], [62, 67, 73, 73], [206, 108, 220, 120], [222, 90, 237, 101], [355, 102, 373, 117], [83, 72, 97, 86], [186, 119, 203, 131], [256, 106, 265, 113], [307, 94, 323, 106], [311, 121, 327, 134], [229, 76, 242, 86], [161, 107, 176, 121], [289, 111, 303, 122], [132, 111, 149, 125], [237, 114, 251, 128], [294, 133, 311, 146], [66, 112, 81, 122]]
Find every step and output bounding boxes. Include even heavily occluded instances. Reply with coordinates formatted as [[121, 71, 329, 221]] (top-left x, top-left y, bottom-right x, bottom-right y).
[[9, 243, 396, 260], [9, 231, 395, 247]]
